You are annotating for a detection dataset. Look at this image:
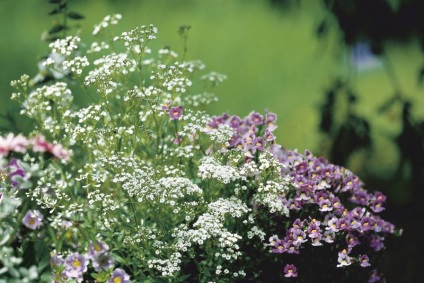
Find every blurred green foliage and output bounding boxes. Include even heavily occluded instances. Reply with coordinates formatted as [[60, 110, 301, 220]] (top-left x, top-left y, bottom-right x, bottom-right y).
[[1, 0, 422, 158], [0, 0, 340, 150]]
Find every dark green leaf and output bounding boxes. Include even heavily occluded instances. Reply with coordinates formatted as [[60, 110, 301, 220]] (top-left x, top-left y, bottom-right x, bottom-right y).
[[316, 19, 328, 38], [49, 7, 62, 15], [418, 66, 424, 86], [68, 11, 84, 20], [49, 24, 65, 34], [377, 95, 399, 114], [49, 0, 62, 3]]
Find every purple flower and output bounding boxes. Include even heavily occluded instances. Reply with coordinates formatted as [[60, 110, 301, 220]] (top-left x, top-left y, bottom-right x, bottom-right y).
[[326, 217, 340, 232], [168, 106, 183, 120], [292, 228, 308, 245], [264, 129, 275, 142], [161, 99, 172, 111], [249, 112, 264, 125], [369, 269, 382, 283], [107, 268, 131, 283], [253, 137, 266, 151], [228, 115, 242, 128], [360, 216, 375, 232], [89, 240, 110, 258], [318, 199, 333, 212], [323, 231, 336, 243], [284, 264, 298, 278], [284, 240, 300, 254], [272, 239, 286, 253], [64, 252, 88, 281], [359, 255, 371, 267], [8, 158, 27, 188], [22, 209, 43, 230], [265, 112, 277, 131], [307, 221, 321, 239], [346, 233, 360, 248], [371, 200, 385, 213], [337, 249, 352, 267], [50, 254, 64, 269], [369, 235, 385, 251]]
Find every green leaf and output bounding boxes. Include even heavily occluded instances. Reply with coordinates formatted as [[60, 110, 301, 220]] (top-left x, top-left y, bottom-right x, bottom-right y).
[[49, 0, 62, 3], [67, 11, 84, 20], [49, 8, 61, 15], [49, 25, 65, 35]]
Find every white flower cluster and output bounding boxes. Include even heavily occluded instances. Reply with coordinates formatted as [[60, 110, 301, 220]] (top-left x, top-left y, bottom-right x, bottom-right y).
[[158, 47, 178, 59], [18, 82, 73, 136], [113, 24, 158, 51], [201, 71, 227, 85], [27, 164, 72, 211], [198, 156, 241, 184], [183, 92, 218, 108], [49, 36, 80, 56], [172, 197, 249, 279], [84, 53, 136, 86], [21, 82, 72, 116], [147, 251, 182, 277], [169, 145, 200, 159], [92, 14, 122, 35], [150, 62, 192, 94], [155, 177, 203, 213], [179, 110, 211, 141], [87, 41, 110, 53], [208, 124, 233, 144], [87, 189, 120, 213], [253, 180, 290, 215], [62, 56, 90, 75]]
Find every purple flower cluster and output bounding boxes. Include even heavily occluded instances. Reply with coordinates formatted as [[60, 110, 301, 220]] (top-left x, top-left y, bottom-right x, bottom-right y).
[[50, 240, 129, 282], [270, 149, 394, 265], [206, 111, 396, 281], [206, 111, 278, 160]]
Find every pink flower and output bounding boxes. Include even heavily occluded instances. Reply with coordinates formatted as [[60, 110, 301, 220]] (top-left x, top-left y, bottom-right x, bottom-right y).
[[0, 133, 29, 157], [168, 106, 183, 120], [31, 135, 70, 161]]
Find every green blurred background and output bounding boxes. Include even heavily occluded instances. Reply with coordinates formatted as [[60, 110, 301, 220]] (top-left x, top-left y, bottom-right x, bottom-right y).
[[1, 0, 423, 281]]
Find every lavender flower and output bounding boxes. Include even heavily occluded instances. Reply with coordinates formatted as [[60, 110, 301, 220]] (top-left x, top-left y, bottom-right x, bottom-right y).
[[22, 209, 43, 230], [107, 268, 131, 283], [249, 112, 264, 125], [359, 255, 371, 267], [168, 106, 183, 120], [337, 249, 352, 267], [284, 264, 298, 277], [64, 252, 88, 281], [8, 158, 27, 188], [89, 240, 110, 257], [369, 269, 383, 283]]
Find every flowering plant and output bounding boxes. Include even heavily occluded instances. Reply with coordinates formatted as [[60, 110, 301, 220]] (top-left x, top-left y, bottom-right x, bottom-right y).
[[1, 14, 398, 282]]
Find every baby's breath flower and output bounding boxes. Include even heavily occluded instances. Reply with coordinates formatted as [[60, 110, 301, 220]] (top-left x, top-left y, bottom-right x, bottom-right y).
[[93, 14, 122, 35]]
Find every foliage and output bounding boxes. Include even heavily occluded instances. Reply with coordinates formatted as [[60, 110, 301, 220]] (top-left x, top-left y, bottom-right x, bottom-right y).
[[0, 13, 399, 283]]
